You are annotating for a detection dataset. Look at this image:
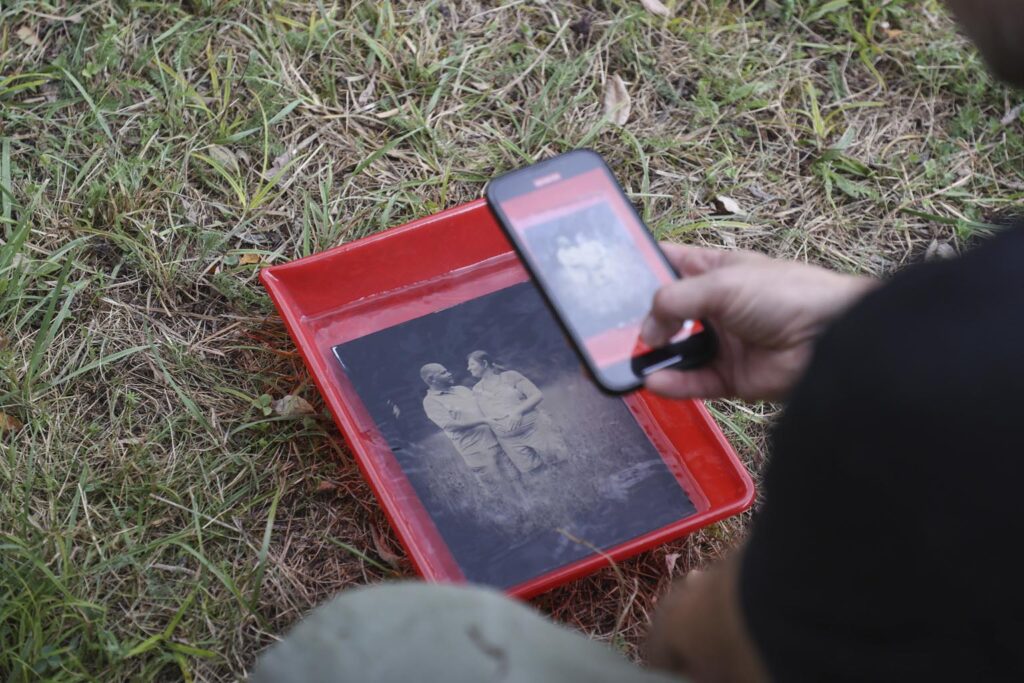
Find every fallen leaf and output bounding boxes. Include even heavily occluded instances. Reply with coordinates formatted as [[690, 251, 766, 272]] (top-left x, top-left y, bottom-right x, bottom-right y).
[[181, 197, 201, 224], [316, 480, 339, 493], [639, 0, 671, 17], [238, 253, 263, 265], [264, 150, 293, 181], [603, 75, 632, 126], [16, 26, 41, 47], [371, 526, 403, 570], [748, 184, 779, 202], [1001, 102, 1024, 126], [665, 552, 681, 575], [0, 412, 24, 433], [262, 132, 317, 181], [357, 76, 376, 107], [207, 144, 239, 174], [272, 395, 315, 417], [713, 195, 743, 215], [376, 106, 402, 119], [40, 83, 59, 104], [925, 239, 957, 261], [236, 232, 269, 247]]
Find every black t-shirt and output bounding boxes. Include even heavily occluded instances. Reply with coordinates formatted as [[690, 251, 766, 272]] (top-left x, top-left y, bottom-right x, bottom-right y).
[[740, 225, 1024, 681]]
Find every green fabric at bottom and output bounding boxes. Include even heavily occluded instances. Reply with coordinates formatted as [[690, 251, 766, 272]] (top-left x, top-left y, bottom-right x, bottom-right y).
[[251, 582, 684, 683]]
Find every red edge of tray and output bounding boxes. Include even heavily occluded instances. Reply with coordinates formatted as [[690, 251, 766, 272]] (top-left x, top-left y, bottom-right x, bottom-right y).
[[259, 198, 755, 600]]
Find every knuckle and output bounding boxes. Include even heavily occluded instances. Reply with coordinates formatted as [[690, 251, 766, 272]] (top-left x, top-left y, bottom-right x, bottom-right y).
[[651, 285, 676, 314]]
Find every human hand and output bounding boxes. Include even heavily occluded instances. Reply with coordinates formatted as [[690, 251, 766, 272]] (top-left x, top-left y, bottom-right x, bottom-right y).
[[646, 554, 769, 682], [646, 569, 706, 675], [641, 243, 876, 401]]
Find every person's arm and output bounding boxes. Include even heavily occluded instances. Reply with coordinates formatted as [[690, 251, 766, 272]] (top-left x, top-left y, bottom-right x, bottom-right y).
[[640, 244, 875, 682], [506, 371, 542, 430], [447, 416, 489, 429], [423, 397, 488, 431], [641, 244, 876, 401], [645, 228, 1024, 682], [646, 547, 769, 682]]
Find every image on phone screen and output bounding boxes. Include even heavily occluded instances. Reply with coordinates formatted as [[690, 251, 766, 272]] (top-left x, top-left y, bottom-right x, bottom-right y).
[[488, 152, 710, 393], [523, 201, 661, 338]]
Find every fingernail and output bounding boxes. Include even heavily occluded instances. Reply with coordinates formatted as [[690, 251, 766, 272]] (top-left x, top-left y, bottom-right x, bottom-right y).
[[640, 316, 660, 346]]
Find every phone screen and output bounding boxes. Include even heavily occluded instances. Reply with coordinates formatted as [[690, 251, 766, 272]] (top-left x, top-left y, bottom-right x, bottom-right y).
[[488, 153, 707, 392]]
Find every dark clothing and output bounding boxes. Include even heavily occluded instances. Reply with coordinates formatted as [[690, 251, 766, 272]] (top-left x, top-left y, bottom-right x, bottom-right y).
[[740, 226, 1024, 681]]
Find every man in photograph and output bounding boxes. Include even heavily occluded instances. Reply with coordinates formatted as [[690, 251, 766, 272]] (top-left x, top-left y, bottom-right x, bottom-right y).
[[466, 350, 568, 474], [419, 362, 519, 491]]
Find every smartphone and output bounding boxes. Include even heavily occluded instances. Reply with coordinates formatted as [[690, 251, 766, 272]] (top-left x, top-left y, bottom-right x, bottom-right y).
[[485, 149, 717, 394]]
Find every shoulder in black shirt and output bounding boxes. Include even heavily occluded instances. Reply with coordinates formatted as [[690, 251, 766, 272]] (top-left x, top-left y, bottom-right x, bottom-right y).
[[740, 225, 1024, 681]]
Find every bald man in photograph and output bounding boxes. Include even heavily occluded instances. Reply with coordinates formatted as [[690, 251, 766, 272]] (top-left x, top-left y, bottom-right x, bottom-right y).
[[420, 362, 515, 489]]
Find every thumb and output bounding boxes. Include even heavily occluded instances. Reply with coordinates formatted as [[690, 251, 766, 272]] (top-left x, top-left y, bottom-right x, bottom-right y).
[[640, 272, 728, 347]]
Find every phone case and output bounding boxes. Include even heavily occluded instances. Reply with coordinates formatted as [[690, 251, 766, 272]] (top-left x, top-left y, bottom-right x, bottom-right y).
[[259, 198, 754, 598]]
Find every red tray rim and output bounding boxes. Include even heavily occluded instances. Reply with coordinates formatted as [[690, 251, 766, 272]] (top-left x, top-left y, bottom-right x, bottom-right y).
[[259, 198, 755, 598]]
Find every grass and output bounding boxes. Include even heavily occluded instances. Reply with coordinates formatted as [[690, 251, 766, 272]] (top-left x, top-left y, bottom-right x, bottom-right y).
[[2, 0, 1023, 679]]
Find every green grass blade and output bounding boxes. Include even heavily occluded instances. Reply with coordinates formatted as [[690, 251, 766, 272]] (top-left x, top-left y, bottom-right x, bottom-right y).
[[250, 485, 282, 606], [57, 67, 114, 144]]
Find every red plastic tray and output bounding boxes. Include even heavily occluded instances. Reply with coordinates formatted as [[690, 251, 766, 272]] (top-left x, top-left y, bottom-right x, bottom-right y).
[[260, 199, 754, 598]]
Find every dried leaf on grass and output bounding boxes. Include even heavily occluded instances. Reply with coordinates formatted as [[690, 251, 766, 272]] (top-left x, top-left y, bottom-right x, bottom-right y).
[[207, 144, 239, 174], [316, 480, 339, 493], [370, 526, 403, 570], [713, 195, 743, 215], [262, 132, 318, 181], [925, 239, 957, 261], [748, 184, 779, 202], [0, 412, 24, 433], [639, 0, 671, 18], [665, 552, 681, 575], [264, 150, 294, 181], [357, 76, 376, 107], [17, 26, 41, 47], [603, 75, 632, 126], [272, 395, 315, 417], [1002, 103, 1024, 126]]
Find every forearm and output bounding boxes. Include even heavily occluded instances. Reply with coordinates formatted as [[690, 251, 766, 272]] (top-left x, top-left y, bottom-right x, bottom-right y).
[[517, 393, 542, 414], [445, 417, 487, 429]]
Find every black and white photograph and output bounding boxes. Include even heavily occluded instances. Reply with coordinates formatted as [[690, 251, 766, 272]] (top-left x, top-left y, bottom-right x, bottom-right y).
[[333, 282, 696, 588], [522, 201, 662, 338]]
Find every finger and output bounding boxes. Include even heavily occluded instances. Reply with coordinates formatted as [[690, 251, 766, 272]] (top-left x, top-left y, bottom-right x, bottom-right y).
[[659, 242, 756, 278], [659, 243, 723, 277], [644, 367, 726, 400], [641, 273, 728, 347]]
